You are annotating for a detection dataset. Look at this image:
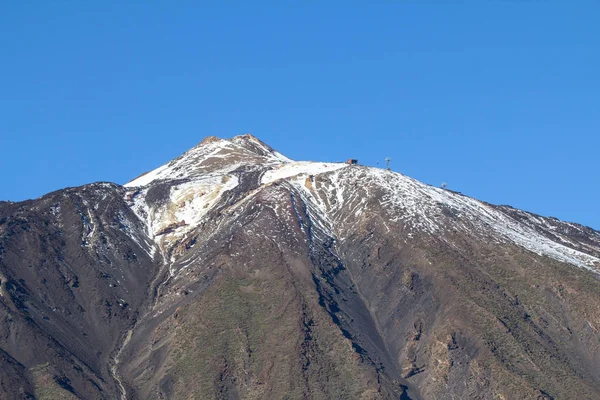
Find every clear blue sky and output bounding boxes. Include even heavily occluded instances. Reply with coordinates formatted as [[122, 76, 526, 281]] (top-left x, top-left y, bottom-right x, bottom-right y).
[[1, 2, 598, 229]]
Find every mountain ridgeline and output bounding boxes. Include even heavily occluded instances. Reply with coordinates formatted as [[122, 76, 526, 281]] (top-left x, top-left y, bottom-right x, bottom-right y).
[[1, 135, 600, 400]]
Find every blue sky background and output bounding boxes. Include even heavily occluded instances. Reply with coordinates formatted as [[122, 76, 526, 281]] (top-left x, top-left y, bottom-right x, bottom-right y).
[[1, 2, 598, 229]]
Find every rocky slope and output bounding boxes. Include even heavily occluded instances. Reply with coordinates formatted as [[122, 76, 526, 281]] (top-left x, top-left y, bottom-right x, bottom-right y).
[[1, 134, 600, 399]]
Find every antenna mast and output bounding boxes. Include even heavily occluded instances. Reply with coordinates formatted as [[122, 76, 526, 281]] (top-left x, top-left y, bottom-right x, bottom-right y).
[[385, 157, 391, 171]]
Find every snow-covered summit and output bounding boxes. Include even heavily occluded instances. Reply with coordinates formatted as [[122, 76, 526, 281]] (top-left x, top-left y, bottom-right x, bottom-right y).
[[123, 134, 313, 252], [125, 134, 291, 188], [122, 135, 600, 273]]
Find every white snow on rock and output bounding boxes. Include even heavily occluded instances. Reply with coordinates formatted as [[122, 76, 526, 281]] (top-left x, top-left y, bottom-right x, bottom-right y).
[[124, 139, 234, 187], [262, 161, 348, 185], [290, 167, 600, 271], [117, 211, 157, 258], [126, 173, 239, 247], [125, 134, 290, 188], [124, 164, 171, 188], [122, 134, 600, 273], [173, 175, 239, 231], [230, 135, 292, 163]]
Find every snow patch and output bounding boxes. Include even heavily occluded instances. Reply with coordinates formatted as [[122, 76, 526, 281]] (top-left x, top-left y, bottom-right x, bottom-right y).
[[126, 174, 239, 247], [125, 135, 292, 188], [262, 161, 348, 185], [294, 167, 600, 271]]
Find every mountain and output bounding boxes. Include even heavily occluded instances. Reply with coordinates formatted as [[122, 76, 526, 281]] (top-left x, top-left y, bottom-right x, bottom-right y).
[[1, 134, 599, 400]]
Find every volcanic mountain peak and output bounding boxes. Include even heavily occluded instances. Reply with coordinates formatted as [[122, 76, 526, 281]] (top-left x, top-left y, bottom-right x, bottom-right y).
[[3, 135, 600, 400], [123, 136, 350, 254], [125, 134, 290, 188], [121, 135, 600, 274]]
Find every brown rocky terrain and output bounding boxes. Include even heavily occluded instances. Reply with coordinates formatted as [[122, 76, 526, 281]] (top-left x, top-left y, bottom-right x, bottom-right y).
[[1, 134, 599, 399]]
